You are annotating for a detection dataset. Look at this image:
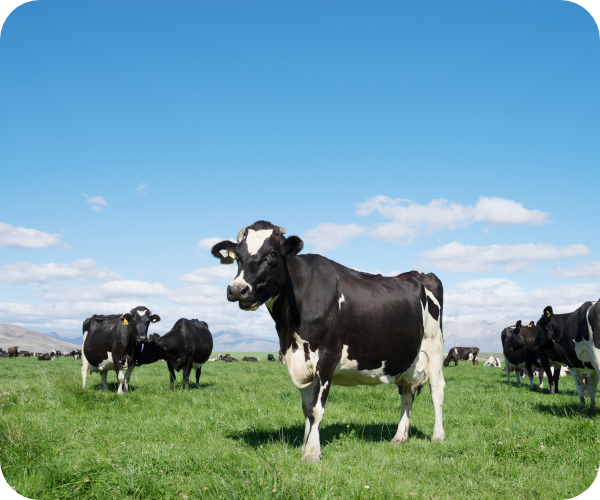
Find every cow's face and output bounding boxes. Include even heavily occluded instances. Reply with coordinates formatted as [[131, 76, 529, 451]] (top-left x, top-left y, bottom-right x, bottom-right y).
[[534, 306, 555, 351], [121, 308, 161, 343], [509, 321, 525, 352], [211, 221, 304, 311]]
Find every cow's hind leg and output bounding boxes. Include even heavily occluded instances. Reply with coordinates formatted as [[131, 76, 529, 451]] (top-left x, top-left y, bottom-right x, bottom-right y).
[[195, 367, 201, 389], [392, 385, 414, 445], [100, 371, 108, 391], [427, 354, 446, 442], [515, 369, 521, 386], [167, 362, 176, 390], [571, 369, 587, 412], [81, 358, 89, 389], [299, 385, 311, 455], [588, 372, 598, 412]]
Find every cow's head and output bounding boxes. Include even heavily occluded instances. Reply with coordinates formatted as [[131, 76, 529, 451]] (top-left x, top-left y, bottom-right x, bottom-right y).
[[120, 306, 161, 343], [211, 220, 304, 311], [135, 333, 162, 366], [534, 306, 555, 352], [509, 321, 525, 352]]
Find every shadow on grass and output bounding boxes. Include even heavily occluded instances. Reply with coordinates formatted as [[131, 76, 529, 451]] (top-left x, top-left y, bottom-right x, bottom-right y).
[[533, 402, 596, 417], [226, 421, 430, 448]]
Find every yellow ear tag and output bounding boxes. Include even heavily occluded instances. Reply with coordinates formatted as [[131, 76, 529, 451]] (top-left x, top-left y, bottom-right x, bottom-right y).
[[229, 251, 237, 259], [122, 318, 129, 326], [152, 318, 157, 322], [546, 311, 551, 317]]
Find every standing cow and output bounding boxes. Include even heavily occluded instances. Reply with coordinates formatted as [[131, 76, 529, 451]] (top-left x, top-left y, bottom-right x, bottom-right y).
[[135, 319, 213, 390], [501, 325, 538, 386], [212, 220, 445, 462], [556, 302, 600, 412], [443, 347, 479, 367], [81, 306, 160, 394], [7, 346, 19, 357]]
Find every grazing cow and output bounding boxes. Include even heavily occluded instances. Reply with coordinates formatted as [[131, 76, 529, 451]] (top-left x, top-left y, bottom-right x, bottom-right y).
[[510, 320, 568, 392], [556, 301, 600, 412], [533, 306, 576, 394], [484, 357, 502, 367], [443, 347, 479, 367], [501, 325, 541, 386], [278, 350, 285, 364], [268, 354, 276, 361], [38, 353, 54, 361], [211, 220, 446, 462], [81, 306, 161, 394], [135, 319, 213, 389], [242, 356, 258, 362], [8, 346, 19, 357]]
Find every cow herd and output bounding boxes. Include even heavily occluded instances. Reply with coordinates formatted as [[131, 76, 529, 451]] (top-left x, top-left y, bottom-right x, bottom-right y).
[[0, 347, 81, 360], [1, 220, 599, 463]]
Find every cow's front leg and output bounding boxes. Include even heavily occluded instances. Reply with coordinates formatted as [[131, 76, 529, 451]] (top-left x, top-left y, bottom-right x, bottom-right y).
[[571, 369, 587, 412], [100, 371, 108, 391], [114, 359, 125, 395], [299, 385, 311, 455], [392, 385, 414, 445], [302, 363, 335, 463], [515, 368, 521, 386], [182, 358, 194, 390], [123, 364, 135, 393], [588, 372, 598, 412], [167, 362, 176, 390], [538, 367, 544, 389], [525, 363, 534, 389], [505, 366, 511, 384]]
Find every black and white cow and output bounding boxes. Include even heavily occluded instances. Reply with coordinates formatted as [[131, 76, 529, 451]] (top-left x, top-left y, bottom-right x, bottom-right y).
[[443, 347, 479, 367], [557, 302, 600, 412], [135, 319, 213, 390], [212, 220, 446, 462], [81, 306, 160, 394], [533, 306, 575, 395], [268, 354, 276, 361], [38, 353, 54, 361], [501, 325, 539, 386]]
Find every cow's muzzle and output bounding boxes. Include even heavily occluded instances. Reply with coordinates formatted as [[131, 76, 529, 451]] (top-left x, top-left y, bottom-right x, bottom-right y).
[[136, 336, 148, 344], [227, 284, 251, 302]]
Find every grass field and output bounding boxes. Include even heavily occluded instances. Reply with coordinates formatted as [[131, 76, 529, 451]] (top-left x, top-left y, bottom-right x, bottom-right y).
[[0, 356, 599, 499]]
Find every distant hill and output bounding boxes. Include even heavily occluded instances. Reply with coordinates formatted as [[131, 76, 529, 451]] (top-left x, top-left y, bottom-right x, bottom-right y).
[[210, 329, 280, 353], [444, 319, 522, 352], [47, 331, 83, 346], [0, 323, 80, 353]]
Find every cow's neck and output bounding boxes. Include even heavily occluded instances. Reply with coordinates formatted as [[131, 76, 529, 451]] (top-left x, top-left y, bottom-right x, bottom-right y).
[[268, 256, 304, 345]]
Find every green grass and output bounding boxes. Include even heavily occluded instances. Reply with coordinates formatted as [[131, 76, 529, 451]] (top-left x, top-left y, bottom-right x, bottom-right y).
[[0, 357, 598, 499]]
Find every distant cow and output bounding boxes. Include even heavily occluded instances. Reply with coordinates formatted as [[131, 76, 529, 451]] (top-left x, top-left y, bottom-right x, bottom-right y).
[[219, 354, 239, 362], [50, 350, 62, 357], [443, 347, 479, 367], [484, 356, 502, 367], [38, 353, 54, 361], [8, 346, 19, 357], [135, 319, 213, 389], [82, 305, 161, 394], [242, 356, 258, 362], [501, 324, 542, 387], [18, 351, 32, 357], [268, 354, 276, 361]]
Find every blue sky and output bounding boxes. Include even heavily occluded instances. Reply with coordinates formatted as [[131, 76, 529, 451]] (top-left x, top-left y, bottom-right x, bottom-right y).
[[0, 0, 599, 339]]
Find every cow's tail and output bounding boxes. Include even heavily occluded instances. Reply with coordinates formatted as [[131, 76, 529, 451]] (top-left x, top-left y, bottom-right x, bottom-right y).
[[81, 317, 91, 388]]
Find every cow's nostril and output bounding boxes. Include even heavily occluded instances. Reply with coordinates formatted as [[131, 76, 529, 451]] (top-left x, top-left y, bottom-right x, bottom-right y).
[[240, 286, 249, 296]]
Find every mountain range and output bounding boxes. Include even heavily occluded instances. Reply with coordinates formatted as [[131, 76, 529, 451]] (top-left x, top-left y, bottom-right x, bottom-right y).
[[444, 319, 520, 353], [0, 323, 80, 353]]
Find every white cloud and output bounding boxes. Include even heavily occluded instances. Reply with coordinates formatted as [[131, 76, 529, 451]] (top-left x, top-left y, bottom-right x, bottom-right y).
[[303, 223, 366, 253], [445, 278, 600, 323], [178, 266, 236, 284], [420, 242, 589, 273], [355, 196, 550, 245], [136, 181, 149, 196], [0, 259, 121, 284], [556, 261, 600, 280], [197, 237, 230, 250], [0, 222, 65, 249], [83, 194, 107, 211]]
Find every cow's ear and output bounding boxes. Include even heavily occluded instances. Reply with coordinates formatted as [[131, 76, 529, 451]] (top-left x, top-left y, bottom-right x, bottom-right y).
[[150, 314, 161, 323], [282, 236, 304, 257], [528, 321, 534, 328], [211, 240, 237, 265], [149, 333, 160, 341], [515, 320, 522, 333], [121, 313, 133, 325], [543, 306, 553, 319]]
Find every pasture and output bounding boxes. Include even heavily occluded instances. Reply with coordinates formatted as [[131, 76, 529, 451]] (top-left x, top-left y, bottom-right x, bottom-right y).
[[0, 356, 598, 499]]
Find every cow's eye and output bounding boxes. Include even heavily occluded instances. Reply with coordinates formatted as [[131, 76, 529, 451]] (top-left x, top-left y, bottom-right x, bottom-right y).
[[268, 251, 277, 258]]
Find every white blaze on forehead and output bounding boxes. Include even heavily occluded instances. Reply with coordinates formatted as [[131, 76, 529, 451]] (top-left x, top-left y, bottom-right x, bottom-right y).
[[245, 229, 274, 255], [231, 270, 252, 291], [137, 309, 148, 316]]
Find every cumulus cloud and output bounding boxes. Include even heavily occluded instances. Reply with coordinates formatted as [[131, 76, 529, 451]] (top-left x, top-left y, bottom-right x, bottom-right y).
[[445, 278, 600, 323], [420, 242, 589, 273], [0, 222, 65, 249], [356, 196, 550, 245], [197, 237, 231, 250], [83, 194, 107, 212], [178, 266, 236, 284], [303, 223, 366, 253], [556, 261, 600, 280], [0, 259, 121, 284], [136, 181, 149, 196]]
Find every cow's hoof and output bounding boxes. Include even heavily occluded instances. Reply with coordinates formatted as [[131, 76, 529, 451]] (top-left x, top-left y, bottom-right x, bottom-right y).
[[195, 384, 200, 389], [550, 388, 555, 395], [301, 453, 322, 463], [391, 436, 408, 446], [539, 384, 544, 389]]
